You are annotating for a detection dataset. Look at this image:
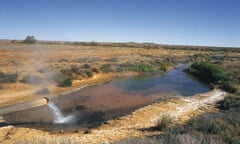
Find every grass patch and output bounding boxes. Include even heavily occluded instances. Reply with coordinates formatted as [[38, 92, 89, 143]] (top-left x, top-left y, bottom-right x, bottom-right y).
[[185, 62, 228, 84], [185, 62, 236, 93], [131, 64, 155, 72], [155, 114, 173, 131]]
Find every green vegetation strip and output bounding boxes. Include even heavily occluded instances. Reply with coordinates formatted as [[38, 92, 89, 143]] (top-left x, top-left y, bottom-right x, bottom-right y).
[[185, 62, 236, 93]]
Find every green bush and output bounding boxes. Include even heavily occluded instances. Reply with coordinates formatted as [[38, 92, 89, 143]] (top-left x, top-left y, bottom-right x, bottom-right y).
[[0, 72, 19, 83], [53, 72, 72, 87], [22, 36, 37, 44], [5, 73, 19, 83], [86, 70, 94, 77]]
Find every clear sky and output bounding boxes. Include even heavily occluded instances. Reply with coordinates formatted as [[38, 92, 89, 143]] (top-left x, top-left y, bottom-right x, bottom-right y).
[[0, 0, 239, 47]]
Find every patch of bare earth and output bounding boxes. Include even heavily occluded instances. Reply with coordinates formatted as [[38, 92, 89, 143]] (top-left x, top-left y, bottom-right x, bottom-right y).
[[0, 90, 225, 144]]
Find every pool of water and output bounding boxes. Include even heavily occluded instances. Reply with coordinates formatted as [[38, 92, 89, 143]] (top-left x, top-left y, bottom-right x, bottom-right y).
[[3, 64, 210, 131], [113, 64, 209, 96]]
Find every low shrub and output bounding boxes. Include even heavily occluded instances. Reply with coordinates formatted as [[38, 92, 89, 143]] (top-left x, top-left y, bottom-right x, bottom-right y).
[[91, 68, 100, 73], [53, 72, 72, 87], [100, 64, 114, 73], [37, 67, 50, 73], [21, 74, 43, 85], [229, 137, 240, 144], [187, 114, 225, 134], [36, 88, 50, 95], [218, 97, 240, 110], [105, 57, 119, 63], [0, 72, 19, 83], [5, 73, 19, 83], [156, 114, 173, 131], [131, 64, 155, 72], [82, 63, 91, 69], [86, 70, 94, 77], [150, 61, 167, 72]]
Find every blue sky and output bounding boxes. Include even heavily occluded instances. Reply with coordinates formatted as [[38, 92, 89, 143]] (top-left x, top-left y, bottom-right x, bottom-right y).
[[0, 0, 239, 47]]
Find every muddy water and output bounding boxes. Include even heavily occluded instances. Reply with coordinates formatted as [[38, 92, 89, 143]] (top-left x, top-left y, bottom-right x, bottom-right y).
[[3, 65, 210, 131]]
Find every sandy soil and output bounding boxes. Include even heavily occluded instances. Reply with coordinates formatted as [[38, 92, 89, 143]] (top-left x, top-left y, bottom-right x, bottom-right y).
[[0, 90, 225, 144]]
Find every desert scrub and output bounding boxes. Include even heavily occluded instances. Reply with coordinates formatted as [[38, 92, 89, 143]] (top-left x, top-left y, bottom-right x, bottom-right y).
[[21, 74, 43, 85], [156, 114, 173, 131], [0, 72, 19, 83], [36, 88, 50, 95], [150, 61, 167, 72], [218, 96, 240, 110], [131, 64, 155, 72], [105, 57, 119, 63], [100, 64, 114, 73], [53, 72, 72, 87], [86, 70, 94, 77], [187, 115, 224, 134]]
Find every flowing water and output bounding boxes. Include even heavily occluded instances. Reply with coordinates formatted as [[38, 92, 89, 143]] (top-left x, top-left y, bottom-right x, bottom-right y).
[[3, 64, 210, 131], [47, 101, 76, 124]]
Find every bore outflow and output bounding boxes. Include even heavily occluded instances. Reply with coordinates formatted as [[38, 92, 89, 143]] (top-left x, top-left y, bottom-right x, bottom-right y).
[[0, 97, 49, 116]]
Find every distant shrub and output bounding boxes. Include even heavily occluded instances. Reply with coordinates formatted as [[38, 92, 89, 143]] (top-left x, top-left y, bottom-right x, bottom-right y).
[[131, 64, 155, 72], [105, 57, 119, 63], [100, 64, 114, 73], [0, 72, 19, 83], [22, 36, 37, 44], [21, 74, 43, 85], [5, 73, 19, 83], [91, 68, 100, 73], [150, 61, 167, 72], [82, 63, 91, 69], [53, 72, 72, 87], [36, 88, 50, 95], [86, 70, 94, 77], [37, 67, 50, 73]]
